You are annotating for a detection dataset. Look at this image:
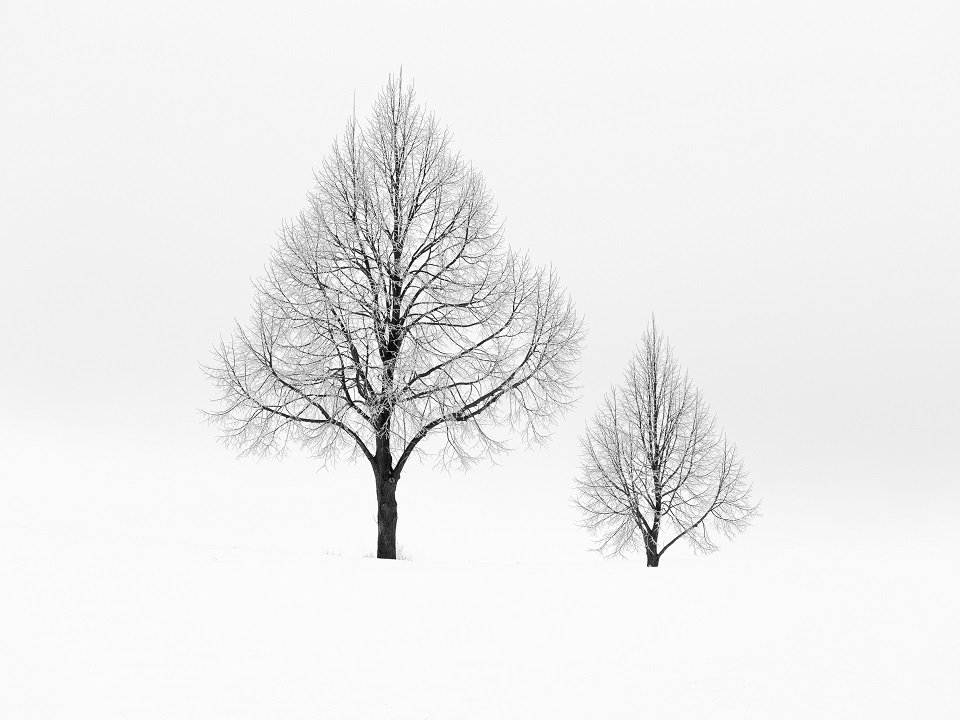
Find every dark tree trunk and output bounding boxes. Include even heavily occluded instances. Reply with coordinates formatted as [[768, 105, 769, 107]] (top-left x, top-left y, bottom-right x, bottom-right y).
[[644, 524, 660, 567], [647, 485, 662, 567], [373, 435, 399, 559], [375, 472, 398, 559]]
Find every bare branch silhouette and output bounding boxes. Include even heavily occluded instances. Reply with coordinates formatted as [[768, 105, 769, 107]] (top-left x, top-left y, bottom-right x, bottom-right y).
[[205, 75, 584, 558], [575, 319, 757, 565]]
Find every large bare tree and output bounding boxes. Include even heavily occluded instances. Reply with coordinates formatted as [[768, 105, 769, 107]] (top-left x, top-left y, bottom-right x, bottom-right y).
[[575, 320, 757, 566], [206, 76, 583, 558]]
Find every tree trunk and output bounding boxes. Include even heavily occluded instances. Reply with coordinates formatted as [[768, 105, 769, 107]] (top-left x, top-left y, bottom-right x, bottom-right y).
[[376, 473, 398, 559], [373, 431, 399, 560], [644, 527, 660, 567]]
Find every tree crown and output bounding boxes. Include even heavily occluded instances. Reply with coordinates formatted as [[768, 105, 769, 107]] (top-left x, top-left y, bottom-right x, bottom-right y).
[[207, 76, 583, 475]]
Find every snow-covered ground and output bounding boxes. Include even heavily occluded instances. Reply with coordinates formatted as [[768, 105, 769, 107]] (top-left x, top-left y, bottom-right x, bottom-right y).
[[2, 520, 956, 718]]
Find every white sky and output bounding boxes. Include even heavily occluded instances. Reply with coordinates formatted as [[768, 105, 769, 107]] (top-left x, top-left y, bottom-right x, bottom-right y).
[[2, 0, 958, 563]]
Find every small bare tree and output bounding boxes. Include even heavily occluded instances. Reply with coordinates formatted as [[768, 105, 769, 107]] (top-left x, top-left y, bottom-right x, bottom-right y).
[[575, 320, 757, 566], [206, 76, 583, 558]]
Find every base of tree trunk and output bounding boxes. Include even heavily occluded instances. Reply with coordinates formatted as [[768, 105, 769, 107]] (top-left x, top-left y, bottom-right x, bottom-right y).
[[376, 477, 398, 560]]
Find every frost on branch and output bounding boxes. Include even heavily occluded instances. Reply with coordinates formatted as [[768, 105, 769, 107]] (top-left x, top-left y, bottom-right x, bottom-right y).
[[575, 320, 757, 565], [204, 75, 583, 558]]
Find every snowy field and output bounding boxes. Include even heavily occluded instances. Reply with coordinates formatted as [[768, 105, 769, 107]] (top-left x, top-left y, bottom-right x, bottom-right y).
[[2, 433, 958, 717], [2, 520, 956, 718]]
